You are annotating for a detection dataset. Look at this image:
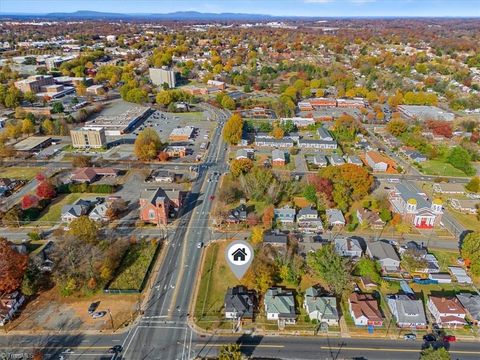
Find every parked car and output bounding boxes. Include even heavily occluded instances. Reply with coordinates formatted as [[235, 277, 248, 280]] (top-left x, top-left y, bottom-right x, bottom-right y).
[[197, 242, 203, 249], [92, 311, 107, 319], [88, 302, 99, 314], [404, 334, 416, 341]]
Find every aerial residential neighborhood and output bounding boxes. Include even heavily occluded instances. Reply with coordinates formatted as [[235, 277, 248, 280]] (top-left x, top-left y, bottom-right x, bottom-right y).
[[0, 1, 479, 360]]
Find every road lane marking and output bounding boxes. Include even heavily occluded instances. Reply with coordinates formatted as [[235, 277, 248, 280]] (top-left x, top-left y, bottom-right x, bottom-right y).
[[194, 344, 284, 348], [319, 346, 480, 354]]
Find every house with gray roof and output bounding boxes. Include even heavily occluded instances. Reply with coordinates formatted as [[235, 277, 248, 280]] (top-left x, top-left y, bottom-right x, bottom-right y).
[[297, 207, 318, 221], [326, 209, 345, 228], [334, 237, 363, 258], [387, 294, 427, 329], [264, 287, 297, 326], [313, 154, 328, 167], [89, 203, 108, 222], [254, 137, 294, 148], [235, 148, 249, 160], [263, 232, 288, 248], [367, 241, 400, 272], [456, 293, 480, 325], [274, 206, 296, 224], [329, 154, 345, 166], [61, 199, 93, 223], [317, 126, 335, 141], [224, 286, 256, 320], [298, 138, 337, 150], [303, 287, 339, 325], [347, 155, 363, 166]]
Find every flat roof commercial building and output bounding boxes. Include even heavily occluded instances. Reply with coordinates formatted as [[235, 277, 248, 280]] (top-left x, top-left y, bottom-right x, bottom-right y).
[[13, 136, 52, 153], [169, 126, 195, 142], [71, 127, 107, 149], [397, 105, 455, 122], [14, 75, 55, 94]]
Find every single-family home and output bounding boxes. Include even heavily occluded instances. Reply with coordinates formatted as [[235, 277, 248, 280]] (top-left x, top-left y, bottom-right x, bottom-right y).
[[0, 291, 25, 326], [347, 155, 363, 166], [297, 207, 318, 221], [313, 154, 328, 167], [404, 150, 427, 163], [388, 182, 443, 228], [272, 149, 286, 166], [274, 207, 296, 224], [387, 295, 427, 329], [150, 170, 174, 183], [264, 287, 297, 326], [334, 237, 363, 258], [329, 154, 345, 166], [303, 287, 339, 325], [139, 188, 182, 226], [226, 204, 248, 224], [427, 296, 467, 328], [89, 203, 109, 222], [367, 241, 400, 272], [365, 151, 396, 172], [456, 293, 480, 325], [61, 199, 93, 222], [356, 208, 385, 230], [224, 286, 256, 320], [70, 167, 119, 183], [348, 293, 383, 327], [326, 209, 345, 228], [263, 232, 288, 248]]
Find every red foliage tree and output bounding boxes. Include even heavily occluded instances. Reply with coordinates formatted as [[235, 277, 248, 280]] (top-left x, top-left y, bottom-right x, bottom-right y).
[[427, 120, 452, 138], [36, 181, 56, 199], [158, 151, 169, 162], [21, 194, 39, 210], [307, 174, 334, 204], [35, 173, 46, 182], [262, 205, 274, 229], [246, 213, 259, 227], [0, 238, 28, 293]]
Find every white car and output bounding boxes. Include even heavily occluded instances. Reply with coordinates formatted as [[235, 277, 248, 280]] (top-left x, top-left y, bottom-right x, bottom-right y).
[[91, 311, 107, 319]]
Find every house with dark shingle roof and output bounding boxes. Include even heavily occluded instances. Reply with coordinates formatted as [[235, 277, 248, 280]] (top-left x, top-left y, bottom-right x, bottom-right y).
[[224, 286, 256, 320]]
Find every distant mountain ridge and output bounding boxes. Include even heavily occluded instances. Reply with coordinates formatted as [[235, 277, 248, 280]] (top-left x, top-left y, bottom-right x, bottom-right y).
[[1, 10, 303, 21]]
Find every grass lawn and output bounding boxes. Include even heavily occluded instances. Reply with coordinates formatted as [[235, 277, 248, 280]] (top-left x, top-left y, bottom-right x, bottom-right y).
[[195, 241, 238, 329], [429, 249, 460, 272], [419, 160, 468, 177], [36, 193, 102, 224], [108, 241, 158, 291], [0, 167, 45, 180], [447, 208, 480, 232]]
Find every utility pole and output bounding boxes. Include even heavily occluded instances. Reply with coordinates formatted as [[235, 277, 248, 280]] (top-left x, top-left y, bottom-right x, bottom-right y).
[[108, 309, 115, 332]]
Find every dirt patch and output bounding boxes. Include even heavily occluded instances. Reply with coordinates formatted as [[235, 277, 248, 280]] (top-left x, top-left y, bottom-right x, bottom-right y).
[[10, 287, 140, 332]]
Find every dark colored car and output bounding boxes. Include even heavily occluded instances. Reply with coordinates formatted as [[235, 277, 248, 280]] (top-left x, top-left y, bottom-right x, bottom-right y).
[[108, 345, 123, 353], [423, 334, 437, 342], [88, 301, 99, 314]]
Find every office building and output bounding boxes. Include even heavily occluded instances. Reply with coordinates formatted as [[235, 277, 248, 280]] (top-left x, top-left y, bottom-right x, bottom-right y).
[[149, 68, 176, 88], [71, 127, 107, 149]]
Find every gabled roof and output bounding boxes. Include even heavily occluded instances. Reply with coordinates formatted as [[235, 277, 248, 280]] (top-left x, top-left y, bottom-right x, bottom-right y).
[[368, 241, 400, 262], [456, 293, 480, 321], [265, 287, 296, 317], [349, 293, 382, 322], [304, 287, 338, 320], [326, 209, 345, 224], [224, 286, 256, 318]]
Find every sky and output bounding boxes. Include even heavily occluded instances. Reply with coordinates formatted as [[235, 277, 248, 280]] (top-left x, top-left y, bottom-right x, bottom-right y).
[[1, 0, 479, 17]]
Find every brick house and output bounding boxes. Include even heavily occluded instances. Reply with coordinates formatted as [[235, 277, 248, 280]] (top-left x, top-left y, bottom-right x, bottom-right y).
[[139, 188, 182, 225], [272, 149, 286, 166]]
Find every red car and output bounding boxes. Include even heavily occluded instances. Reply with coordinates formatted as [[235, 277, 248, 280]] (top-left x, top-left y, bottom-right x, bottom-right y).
[[443, 335, 456, 342], [209, 195, 215, 200]]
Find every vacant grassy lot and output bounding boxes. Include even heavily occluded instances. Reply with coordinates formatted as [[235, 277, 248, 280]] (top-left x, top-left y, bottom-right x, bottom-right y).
[[419, 160, 467, 177], [195, 241, 238, 329], [108, 241, 158, 291], [448, 207, 480, 232], [0, 167, 45, 180]]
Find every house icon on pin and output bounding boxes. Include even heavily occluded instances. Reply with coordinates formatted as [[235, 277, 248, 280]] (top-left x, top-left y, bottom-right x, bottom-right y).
[[232, 247, 247, 262]]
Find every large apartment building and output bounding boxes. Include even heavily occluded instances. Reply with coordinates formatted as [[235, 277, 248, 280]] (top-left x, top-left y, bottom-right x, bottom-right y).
[[149, 68, 176, 88], [14, 75, 55, 93], [70, 127, 107, 149]]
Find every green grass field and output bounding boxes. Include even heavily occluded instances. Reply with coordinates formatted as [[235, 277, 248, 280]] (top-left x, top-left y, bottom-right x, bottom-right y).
[[108, 242, 158, 291], [195, 242, 238, 329], [36, 193, 92, 224], [0, 167, 45, 180], [419, 160, 468, 177]]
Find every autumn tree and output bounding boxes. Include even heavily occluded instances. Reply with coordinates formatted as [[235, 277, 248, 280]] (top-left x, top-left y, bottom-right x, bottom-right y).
[[262, 205, 275, 229], [466, 177, 480, 193], [461, 232, 480, 275], [250, 226, 264, 245], [320, 164, 373, 201], [271, 126, 284, 139], [21, 118, 35, 135], [221, 95, 236, 110], [230, 158, 253, 177], [0, 238, 28, 293], [158, 151, 169, 162], [387, 118, 408, 136], [307, 174, 334, 205], [21, 194, 39, 210], [222, 113, 243, 145], [134, 128, 162, 161], [72, 155, 92, 168], [68, 216, 100, 245], [218, 344, 242, 360], [36, 181, 56, 199]]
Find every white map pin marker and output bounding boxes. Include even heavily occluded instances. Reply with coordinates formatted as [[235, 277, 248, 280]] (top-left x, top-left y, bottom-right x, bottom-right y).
[[225, 240, 254, 279]]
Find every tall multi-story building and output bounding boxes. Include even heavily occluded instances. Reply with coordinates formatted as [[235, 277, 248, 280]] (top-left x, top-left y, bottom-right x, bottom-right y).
[[70, 127, 107, 149], [14, 75, 55, 93], [149, 68, 176, 88]]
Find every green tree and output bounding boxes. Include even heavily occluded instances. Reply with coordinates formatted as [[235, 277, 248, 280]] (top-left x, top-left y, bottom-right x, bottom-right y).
[[4, 86, 22, 108], [303, 184, 317, 204], [307, 244, 351, 295], [156, 90, 173, 106], [419, 346, 451, 360], [218, 344, 242, 360], [68, 216, 100, 245], [354, 257, 381, 283], [134, 128, 162, 161], [222, 113, 243, 145], [466, 177, 480, 193], [447, 146, 475, 176], [461, 232, 480, 275], [221, 95, 236, 110], [400, 250, 428, 273], [23, 91, 37, 103], [51, 102, 64, 114]]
